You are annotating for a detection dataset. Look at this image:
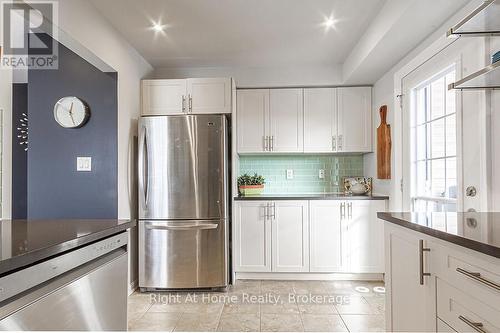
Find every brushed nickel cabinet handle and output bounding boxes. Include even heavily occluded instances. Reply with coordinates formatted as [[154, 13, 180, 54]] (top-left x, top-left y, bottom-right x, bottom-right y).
[[340, 202, 345, 219], [264, 203, 269, 220], [264, 136, 269, 151], [338, 135, 343, 151], [272, 202, 276, 220], [182, 95, 186, 113], [188, 94, 193, 113], [456, 267, 500, 291], [270, 136, 274, 151], [459, 315, 486, 333], [332, 136, 337, 151], [348, 202, 352, 219], [419, 239, 431, 285]]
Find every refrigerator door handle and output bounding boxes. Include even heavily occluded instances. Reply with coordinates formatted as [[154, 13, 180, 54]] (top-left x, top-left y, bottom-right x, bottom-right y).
[[138, 126, 149, 209], [145, 223, 218, 231]]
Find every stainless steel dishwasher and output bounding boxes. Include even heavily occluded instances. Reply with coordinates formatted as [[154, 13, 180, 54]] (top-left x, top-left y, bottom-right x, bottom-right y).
[[0, 232, 128, 331]]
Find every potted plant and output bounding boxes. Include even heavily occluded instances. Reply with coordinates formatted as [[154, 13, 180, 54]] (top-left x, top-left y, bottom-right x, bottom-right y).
[[238, 173, 265, 196]]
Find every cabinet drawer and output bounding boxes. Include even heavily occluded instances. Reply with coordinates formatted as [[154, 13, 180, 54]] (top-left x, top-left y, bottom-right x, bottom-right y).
[[433, 246, 500, 308], [437, 279, 500, 332]]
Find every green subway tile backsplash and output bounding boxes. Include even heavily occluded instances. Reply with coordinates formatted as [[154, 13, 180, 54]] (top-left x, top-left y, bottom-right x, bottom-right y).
[[239, 155, 364, 194]]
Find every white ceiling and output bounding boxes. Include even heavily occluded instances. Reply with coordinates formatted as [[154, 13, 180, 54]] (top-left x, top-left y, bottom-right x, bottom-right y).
[[90, 0, 385, 68]]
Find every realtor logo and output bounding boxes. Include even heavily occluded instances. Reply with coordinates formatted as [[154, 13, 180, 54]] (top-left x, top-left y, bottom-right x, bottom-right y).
[[1, 1, 58, 69]]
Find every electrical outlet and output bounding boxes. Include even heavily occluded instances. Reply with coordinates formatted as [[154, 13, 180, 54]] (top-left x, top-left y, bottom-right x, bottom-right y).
[[77, 157, 92, 171], [286, 169, 294, 180], [319, 169, 325, 179]]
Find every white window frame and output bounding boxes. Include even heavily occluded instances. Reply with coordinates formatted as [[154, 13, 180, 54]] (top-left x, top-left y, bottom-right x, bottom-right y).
[[409, 66, 458, 212]]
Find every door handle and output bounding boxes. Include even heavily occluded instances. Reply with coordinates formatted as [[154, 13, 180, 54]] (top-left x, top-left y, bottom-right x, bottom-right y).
[[138, 126, 149, 208], [458, 315, 486, 333], [419, 239, 431, 285], [145, 223, 218, 231], [456, 268, 500, 291]]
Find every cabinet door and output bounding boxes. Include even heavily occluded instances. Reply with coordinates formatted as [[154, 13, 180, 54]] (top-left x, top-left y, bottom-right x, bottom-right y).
[[309, 200, 342, 272], [187, 78, 231, 114], [272, 201, 309, 272], [304, 88, 337, 153], [385, 224, 436, 332], [234, 202, 271, 272], [269, 89, 304, 152], [337, 87, 372, 152], [142, 80, 187, 115], [342, 200, 386, 273], [237, 89, 269, 153]]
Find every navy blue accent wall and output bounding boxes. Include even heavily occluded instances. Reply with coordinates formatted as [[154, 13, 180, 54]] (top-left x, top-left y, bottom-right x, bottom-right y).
[[27, 41, 118, 219], [12, 83, 28, 219]]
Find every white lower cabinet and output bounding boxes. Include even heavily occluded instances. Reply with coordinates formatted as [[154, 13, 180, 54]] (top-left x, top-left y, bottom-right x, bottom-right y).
[[234, 201, 271, 272], [272, 201, 309, 272], [235, 199, 386, 274], [309, 201, 342, 272], [385, 222, 500, 332], [384, 224, 436, 332]]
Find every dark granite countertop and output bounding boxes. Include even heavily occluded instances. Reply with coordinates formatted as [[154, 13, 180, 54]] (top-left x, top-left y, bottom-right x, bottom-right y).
[[234, 193, 389, 201], [378, 212, 500, 258], [0, 219, 135, 276]]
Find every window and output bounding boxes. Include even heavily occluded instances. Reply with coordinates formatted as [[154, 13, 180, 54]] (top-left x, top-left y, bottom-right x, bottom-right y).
[[411, 67, 457, 212]]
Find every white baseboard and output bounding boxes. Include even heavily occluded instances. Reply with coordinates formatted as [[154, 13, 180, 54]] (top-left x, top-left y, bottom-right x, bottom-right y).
[[234, 272, 384, 281], [128, 279, 138, 295]]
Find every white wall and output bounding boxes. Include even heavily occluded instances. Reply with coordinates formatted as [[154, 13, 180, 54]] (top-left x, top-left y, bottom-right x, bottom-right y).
[[364, 0, 492, 211], [54, 0, 153, 293], [153, 65, 344, 87]]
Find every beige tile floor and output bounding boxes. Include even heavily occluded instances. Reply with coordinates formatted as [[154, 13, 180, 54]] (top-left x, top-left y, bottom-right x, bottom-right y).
[[128, 280, 386, 332]]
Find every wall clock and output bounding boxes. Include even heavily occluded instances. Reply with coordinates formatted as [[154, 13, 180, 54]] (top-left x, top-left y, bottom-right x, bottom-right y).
[[54, 97, 90, 128]]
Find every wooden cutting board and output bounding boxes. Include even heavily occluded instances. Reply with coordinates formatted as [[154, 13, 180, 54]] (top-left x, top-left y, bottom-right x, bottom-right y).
[[377, 105, 391, 179]]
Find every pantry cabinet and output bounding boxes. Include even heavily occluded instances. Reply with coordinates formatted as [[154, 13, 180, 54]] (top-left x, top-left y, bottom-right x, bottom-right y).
[[337, 87, 372, 152], [142, 78, 232, 115], [234, 199, 386, 274]]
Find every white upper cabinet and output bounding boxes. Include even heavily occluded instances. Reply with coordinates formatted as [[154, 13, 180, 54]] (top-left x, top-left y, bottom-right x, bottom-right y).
[[309, 200, 342, 272], [304, 88, 337, 153], [236, 89, 269, 153], [271, 201, 309, 272], [269, 89, 304, 153], [142, 80, 187, 115], [337, 87, 372, 152], [142, 78, 231, 116], [234, 201, 272, 272], [187, 78, 232, 114]]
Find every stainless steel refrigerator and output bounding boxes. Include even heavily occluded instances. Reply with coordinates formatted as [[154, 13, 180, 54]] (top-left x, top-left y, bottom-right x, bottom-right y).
[[138, 115, 229, 290]]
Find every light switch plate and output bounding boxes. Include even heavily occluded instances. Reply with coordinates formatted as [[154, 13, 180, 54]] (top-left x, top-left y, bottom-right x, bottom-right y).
[[77, 157, 92, 172], [286, 169, 294, 180], [319, 169, 325, 179]]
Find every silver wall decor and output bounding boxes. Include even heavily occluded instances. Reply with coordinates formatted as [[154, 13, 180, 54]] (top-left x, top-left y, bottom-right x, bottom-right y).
[[17, 113, 28, 151]]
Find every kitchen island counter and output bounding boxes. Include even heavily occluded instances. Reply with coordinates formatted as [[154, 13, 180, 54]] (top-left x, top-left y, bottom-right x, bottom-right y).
[[378, 212, 500, 258], [0, 219, 135, 276]]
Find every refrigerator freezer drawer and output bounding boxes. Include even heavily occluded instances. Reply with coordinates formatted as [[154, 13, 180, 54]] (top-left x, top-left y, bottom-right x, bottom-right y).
[[138, 220, 228, 289]]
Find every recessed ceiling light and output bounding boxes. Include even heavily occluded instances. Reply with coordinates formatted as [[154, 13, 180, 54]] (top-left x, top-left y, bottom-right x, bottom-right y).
[[152, 23, 165, 32], [324, 17, 335, 29]]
